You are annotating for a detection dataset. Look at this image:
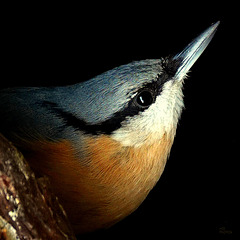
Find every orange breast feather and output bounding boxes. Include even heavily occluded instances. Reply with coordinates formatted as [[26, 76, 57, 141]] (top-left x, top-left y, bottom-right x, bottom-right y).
[[23, 134, 173, 233]]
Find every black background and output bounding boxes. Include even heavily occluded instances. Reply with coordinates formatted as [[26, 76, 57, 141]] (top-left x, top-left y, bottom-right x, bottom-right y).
[[1, 3, 234, 239]]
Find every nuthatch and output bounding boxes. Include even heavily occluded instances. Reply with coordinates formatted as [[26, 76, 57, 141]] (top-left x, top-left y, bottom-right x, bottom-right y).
[[0, 22, 219, 233]]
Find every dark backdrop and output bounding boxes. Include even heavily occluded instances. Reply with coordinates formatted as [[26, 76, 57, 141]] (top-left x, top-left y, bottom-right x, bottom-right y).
[[1, 4, 234, 239]]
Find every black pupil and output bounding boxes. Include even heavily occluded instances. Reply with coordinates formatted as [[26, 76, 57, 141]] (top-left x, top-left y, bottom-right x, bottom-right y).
[[137, 90, 153, 107]]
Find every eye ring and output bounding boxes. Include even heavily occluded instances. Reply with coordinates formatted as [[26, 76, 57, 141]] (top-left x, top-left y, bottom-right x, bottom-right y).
[[135, 89, 154, 108]]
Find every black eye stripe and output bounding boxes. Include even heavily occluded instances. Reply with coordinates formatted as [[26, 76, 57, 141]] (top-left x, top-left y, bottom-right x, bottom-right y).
[[41, 72, 172, 136]]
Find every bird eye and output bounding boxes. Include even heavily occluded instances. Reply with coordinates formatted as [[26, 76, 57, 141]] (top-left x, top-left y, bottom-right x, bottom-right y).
[[136, 90, 154, 108]]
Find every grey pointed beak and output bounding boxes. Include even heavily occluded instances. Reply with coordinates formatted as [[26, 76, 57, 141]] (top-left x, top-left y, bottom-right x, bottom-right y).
[[173, 21, 220, 80]]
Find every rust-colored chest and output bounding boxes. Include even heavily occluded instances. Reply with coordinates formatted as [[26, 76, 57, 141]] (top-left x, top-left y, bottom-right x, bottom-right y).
[[24, 134, 173, 233]]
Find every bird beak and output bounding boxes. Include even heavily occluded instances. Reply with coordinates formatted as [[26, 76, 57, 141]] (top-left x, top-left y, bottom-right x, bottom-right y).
[[173, 21, 220, 80]]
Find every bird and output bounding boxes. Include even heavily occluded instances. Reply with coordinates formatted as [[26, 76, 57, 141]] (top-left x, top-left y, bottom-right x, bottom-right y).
[[0, 21, 219, 234]]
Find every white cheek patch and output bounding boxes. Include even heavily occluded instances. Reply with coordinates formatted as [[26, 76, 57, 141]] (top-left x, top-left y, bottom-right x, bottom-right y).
[[112, 80, 184, 147]]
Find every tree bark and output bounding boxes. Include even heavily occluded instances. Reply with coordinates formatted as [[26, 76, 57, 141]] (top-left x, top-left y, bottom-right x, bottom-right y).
[[0, 134, 77, 240]]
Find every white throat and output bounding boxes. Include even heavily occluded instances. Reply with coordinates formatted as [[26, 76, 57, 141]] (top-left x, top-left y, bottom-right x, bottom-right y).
[[112, 80, 184, 147]]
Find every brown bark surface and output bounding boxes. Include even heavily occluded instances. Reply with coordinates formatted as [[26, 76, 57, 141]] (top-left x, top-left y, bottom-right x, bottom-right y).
[[0, 134, 76, 240]]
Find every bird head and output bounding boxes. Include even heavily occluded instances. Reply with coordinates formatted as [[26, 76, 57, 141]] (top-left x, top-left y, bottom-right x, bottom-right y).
[[0, 22, 219, 150], [52, 21, 220, 148]]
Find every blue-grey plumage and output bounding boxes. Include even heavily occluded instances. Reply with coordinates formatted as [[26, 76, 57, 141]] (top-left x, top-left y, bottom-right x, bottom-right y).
[[0, 22, 219, 233], [0, 59, 164, 142]]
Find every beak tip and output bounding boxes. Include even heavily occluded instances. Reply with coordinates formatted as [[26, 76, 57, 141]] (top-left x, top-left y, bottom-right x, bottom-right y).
[[212, 20, 220, 29], [173, 21, 220, 79]]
